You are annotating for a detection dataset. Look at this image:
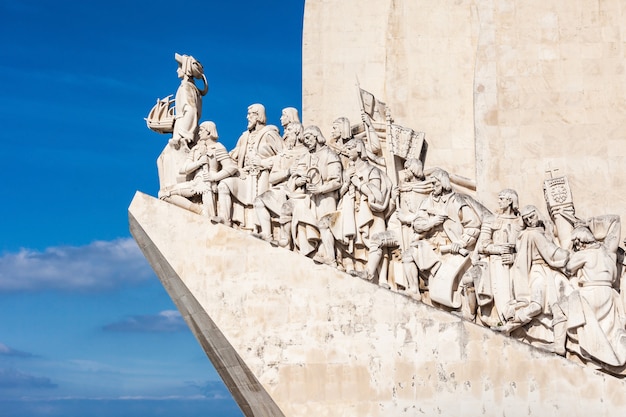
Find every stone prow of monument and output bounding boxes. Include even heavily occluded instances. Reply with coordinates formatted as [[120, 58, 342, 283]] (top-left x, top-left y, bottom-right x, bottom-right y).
[[130, 192, 626, 416]]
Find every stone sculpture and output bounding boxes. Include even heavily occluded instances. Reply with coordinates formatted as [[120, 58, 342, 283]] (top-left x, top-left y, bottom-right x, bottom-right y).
[[401, 168, 484, 309], [283, 125, 342, 265], [253, 108, 306, 243], [394, 159, 431, 296], [158, 121, 237, 217], [146, 72, 626, 376], [476, 189, 524, 325], [279, 107, 304, 150], [565, 226, 626, 370], [496, 205, 570, 355], [215, 103, 283, 228], [146, 53, 209, 192], [334, 138, 395, 281], [171, 53, 208, 150]]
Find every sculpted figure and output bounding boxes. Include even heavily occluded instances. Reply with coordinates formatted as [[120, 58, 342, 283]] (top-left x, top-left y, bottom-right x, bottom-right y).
[[565, 226, 626, 370], [333, 139, 395, 283], [402, 168, 482, 306], [215, 104, 283, 228], [329, 116, 383, 166], [253, 108, 306, 243], [329, 117, 353, 153], [395, 159, 432, 294], [170, 53, 208, 150], [475, 189, 524, 325], [283, 126, 342, 265], [280, 107, 304, 149], [497, 205, 570, 355], [158, 122, 237, 216]]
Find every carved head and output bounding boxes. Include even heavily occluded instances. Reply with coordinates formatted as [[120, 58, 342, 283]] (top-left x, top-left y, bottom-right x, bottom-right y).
[[428, 168, 452, 196], [302, 125, 325, 151], [342, 139, 366, 161], [404, 158, 425, 181], [498, 189, 519, 214], [520, 205, 542, 228], [284, 123, 303, 149], [332, 117, 351, 141], [175, 53, 204, 79], [198, 121, 218, 141], [247, 103, 267, 129], [280, 107, 300, 127], [571, 226, 596, 251]]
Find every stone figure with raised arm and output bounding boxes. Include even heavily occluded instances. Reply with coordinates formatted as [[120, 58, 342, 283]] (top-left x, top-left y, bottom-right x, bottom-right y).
[[564, 226, 626, 371], [253, 108, 306, 243], [333, 138, 395, 283], [215, 103, 283, 228], [496, 205, 571, 355], [170, 53, 208, 150], [329, 116, 383, 166], [475, 189, 524, 325], [158, 121, 237, 217], [402, 168, 483, 307], [283, 125, 342, 265]]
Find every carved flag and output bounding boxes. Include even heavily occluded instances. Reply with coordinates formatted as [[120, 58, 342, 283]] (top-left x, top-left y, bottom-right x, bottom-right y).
[[543, 175, 574, 210], [359, 88, 387, 123], [388, 124, 425, 160]]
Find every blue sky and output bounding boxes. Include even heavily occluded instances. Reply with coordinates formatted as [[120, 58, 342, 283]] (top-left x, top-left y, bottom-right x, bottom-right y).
[[0, 1, 304, 416]]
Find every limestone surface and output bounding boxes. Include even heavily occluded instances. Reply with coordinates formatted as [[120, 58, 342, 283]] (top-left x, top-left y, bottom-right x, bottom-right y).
[[129, 192, 626, 416], [303, 0, 626, 220]]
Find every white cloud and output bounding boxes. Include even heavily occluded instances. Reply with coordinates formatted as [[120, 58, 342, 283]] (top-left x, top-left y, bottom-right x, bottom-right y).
[[0, 343, 34, 358], [0, 238, 153, 292], [0, 368, 57, 389], [103, 310, 187, 333]]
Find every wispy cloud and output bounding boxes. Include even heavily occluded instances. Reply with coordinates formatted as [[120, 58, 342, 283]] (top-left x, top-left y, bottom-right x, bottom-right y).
[[103, 310, 186, 333], [0, 343, 34, 358], [184, 380, 231, 400], [0, 238, 153, 292], [0, 368, 57, 389], [0, 396, 242, 417]]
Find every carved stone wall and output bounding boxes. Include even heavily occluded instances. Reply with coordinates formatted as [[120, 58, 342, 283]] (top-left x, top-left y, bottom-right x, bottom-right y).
[[130, 192, 626, 417], [303, 0, 626, 223]]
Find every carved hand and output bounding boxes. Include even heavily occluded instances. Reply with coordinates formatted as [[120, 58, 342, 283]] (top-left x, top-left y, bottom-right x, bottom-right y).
[[450, 242, 463, 254], [361, 112, 370, 126], [295, 176, 308, 188], [202, 171, 216, 182], [397, 210, 412, 225], [431, 214, 447, 227], [501, 253, 515, 265], [307, 183, 322, 195], [249, 155, 266, 169], [496, 244, 514, 255]]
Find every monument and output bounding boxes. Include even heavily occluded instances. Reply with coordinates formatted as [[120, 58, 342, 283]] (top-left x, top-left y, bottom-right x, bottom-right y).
[[131, 1, 626, 415]]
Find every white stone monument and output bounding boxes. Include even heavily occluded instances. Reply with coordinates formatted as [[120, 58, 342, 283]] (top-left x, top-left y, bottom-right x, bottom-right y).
[[133, 1, 626, 415]]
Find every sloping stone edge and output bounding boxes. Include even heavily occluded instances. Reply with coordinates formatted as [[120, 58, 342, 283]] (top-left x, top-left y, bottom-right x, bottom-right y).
[[129, 198, 286, 417]]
